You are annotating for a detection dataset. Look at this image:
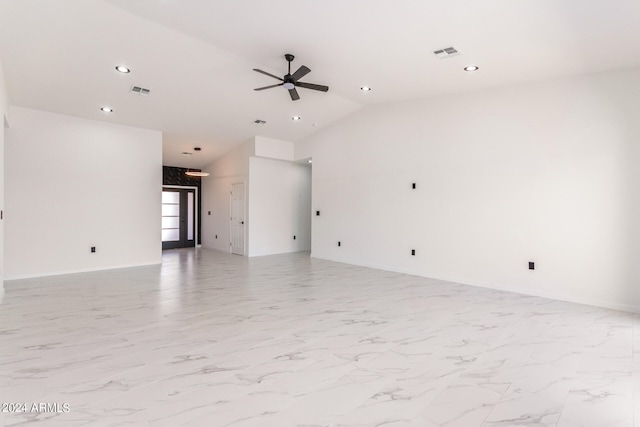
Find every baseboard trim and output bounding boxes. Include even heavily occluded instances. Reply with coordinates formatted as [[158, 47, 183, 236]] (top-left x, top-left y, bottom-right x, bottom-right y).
[[201, 246, 232, 254], [462, 280, 640, 314], [4, 261, 162, 282], [248, 249, 312, 258], [310, 254, 640, 314]]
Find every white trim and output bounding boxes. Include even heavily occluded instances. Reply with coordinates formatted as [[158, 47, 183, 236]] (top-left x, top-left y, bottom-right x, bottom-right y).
[[310, 254, 640, 314], [2, 113, 7, 302], [162, 185, 199, 245], [248, 249, 311, 258], [3, 261, 162, 281], [202, 246, 234, 255]]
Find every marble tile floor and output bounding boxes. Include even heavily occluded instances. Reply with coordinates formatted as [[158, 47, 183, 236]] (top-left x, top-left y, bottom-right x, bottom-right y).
[[0, 248, 638, 426]]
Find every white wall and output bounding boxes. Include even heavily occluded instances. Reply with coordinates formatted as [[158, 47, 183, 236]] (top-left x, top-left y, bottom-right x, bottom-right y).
[[248, 157, 311, 257], [0, 59, 8, 288], [254, 136, 294, 161], [297, 67, 640, 312], [5, 107, 162, 279], [201, 137, 312, 257], [201, 139, 253, 253]]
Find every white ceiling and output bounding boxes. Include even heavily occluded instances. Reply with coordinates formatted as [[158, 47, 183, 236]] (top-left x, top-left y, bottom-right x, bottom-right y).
[[1, 0, 639, 167]]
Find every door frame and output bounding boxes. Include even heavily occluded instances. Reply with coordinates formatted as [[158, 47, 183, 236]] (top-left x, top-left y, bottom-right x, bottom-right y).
[[230, 181, 246, 255], [163, 185, 199, 247]]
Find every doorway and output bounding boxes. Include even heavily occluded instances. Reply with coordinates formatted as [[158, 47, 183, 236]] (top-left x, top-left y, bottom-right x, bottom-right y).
[[230, 182, 245, 255], [162, 187, 196, 250]]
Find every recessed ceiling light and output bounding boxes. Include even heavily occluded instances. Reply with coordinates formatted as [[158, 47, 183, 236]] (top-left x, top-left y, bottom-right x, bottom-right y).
[[464, 65, 479, 72], [115, 65, 130, 73], [100, 106, 113, 113], [307, 160, 312, 163], [292, 116, 301, 121], [360, 86, 372, 92], [181, 152, 193, 156]]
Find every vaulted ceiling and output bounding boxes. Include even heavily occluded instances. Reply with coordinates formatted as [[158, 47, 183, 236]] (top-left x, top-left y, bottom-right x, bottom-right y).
[[1, 0, 639, 167]]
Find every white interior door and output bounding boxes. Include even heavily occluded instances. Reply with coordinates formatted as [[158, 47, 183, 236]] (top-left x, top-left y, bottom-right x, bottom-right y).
[[230, 182, 245, 255]]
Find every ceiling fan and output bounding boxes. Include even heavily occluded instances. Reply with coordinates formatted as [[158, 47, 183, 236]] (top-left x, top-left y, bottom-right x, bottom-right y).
[[253, 54, 329, 101]]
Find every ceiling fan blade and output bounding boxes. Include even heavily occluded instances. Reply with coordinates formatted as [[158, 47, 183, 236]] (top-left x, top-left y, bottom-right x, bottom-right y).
[[291, 65, 311, 81], [253, 68, 284, 81], [289, 87, 300, 101], [254, 83, 283, 91], [296, 82, 329, 92]]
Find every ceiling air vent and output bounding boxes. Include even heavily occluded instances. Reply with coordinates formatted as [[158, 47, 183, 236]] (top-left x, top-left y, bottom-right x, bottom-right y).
[[433, 46, 460, 59], [130, 86, 151, 96]]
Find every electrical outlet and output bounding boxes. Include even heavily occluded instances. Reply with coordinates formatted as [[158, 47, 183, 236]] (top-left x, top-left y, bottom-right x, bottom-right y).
[[412, 183, 416, 189], [208, 211, 211, 215], [91, 246, 96, 253], [529, 262, 535, 270], [215, 235, 218, 239], [316, 211, 320, 216], [411, 249, 415, 256], [338, 241, 341, 247], [293, 235, 296, 240]]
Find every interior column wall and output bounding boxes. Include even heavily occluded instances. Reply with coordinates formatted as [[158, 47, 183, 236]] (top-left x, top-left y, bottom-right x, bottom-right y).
[[248, 157, 311, 257]]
